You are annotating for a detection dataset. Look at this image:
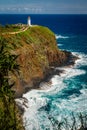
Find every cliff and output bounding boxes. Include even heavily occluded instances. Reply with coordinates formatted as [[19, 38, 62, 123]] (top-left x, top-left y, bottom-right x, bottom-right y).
[[1, 25, 73, 97]]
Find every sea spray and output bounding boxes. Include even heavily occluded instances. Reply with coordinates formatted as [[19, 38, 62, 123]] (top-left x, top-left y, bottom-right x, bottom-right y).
[[15, 52, 87, 130]]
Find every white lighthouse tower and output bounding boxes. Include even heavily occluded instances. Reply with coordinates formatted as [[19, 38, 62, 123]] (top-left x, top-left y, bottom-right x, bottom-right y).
[[27, 16, 31, 26]]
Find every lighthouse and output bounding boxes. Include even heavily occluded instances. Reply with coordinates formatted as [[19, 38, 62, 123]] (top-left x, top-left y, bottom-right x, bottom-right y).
[[27, 16, 31, 26]]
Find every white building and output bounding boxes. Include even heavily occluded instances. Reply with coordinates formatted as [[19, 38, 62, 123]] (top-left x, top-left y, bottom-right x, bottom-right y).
[[27, 16, 31, 26]]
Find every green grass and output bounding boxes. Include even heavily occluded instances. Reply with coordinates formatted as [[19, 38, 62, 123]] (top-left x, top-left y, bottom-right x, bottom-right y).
[[0, 24, 27, 34]]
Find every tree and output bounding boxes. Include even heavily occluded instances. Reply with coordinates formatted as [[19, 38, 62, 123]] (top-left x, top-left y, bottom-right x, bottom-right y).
[[0, 37, 24, 130]]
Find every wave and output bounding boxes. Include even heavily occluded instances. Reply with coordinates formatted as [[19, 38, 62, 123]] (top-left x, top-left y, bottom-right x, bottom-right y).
[[58, 43, 63, 46], [55, 34, 69, 39], [72, 52, 87, 67], [20, 67, 86, 130], [60, 68, 86, 78], [16, 52, 87, 130]]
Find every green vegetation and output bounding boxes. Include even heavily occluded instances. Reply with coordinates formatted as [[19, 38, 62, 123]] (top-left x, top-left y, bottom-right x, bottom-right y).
[[0, 37, 24, 130], [0, 25, 57, 130], [0, 24, 87, 130], [0, 24, 26, 34]]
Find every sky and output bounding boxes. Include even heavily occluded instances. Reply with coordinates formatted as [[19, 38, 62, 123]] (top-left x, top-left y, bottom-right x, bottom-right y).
[[0, 0, 87, 14]]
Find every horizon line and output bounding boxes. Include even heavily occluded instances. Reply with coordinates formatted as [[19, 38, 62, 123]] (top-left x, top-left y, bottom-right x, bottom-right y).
[[0, 13, 87, 15]]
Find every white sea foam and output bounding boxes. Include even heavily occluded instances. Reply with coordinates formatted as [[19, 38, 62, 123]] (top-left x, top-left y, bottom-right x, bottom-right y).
[[55, 34, 69, 39], [61, 68, 86, 78], [22, 90, 53, 130], [58, 43, 63, 46], [16, 51, 87, 130], [72, 52, 87, 67], [21, 68, 86, 130]]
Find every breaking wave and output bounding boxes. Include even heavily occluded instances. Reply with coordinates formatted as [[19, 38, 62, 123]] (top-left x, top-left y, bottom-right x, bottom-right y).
[[55, 34, 69, 39], [15, 52, 87, 130]]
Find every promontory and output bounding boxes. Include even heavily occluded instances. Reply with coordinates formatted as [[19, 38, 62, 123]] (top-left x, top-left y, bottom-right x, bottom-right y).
[[0, 24, 75, 98]]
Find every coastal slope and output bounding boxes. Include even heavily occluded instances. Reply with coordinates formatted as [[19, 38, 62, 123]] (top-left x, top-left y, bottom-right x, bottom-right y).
[[2, 25, 72, 97]]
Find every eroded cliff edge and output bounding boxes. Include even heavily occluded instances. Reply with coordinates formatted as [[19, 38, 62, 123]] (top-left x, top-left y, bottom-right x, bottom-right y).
[[2, 25, 75, 97]]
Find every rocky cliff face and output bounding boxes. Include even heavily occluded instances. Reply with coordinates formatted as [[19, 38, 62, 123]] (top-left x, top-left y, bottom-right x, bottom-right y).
[[2, 26, 72, 97]]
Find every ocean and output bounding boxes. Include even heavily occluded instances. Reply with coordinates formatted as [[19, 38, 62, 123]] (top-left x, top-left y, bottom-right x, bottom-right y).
[[1, 14, 87, 130]]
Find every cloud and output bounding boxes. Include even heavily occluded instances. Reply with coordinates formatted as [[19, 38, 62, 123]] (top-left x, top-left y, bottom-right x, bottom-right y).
[[0, 0, 87, 14], [0, 6, 43, 14]]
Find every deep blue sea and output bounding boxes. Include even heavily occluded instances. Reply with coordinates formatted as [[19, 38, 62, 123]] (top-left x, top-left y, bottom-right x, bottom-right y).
[[1, 14, 87, 130]]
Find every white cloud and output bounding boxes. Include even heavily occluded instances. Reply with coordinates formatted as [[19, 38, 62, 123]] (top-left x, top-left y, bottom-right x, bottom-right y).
[[0, 1, 87, 14], [0, 6, 43, 14]]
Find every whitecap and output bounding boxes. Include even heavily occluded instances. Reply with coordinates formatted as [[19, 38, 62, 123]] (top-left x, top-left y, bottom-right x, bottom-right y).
[[55, 34, 69, 39], [72, 52, 87, 67], [62, 68, 86, 78], [22, 89, 54, 130], [58, 43, 63, 46], [16, 51, 87, 130]]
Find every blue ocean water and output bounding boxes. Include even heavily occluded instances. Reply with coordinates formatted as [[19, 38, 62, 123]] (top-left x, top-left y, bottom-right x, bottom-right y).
[[1, 14, 87, 130]]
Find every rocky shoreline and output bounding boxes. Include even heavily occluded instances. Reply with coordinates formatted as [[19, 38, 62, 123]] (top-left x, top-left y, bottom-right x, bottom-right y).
[[15, 51, 78, 99], [1, 25, 78, 100], [15, 51, 79, 117]]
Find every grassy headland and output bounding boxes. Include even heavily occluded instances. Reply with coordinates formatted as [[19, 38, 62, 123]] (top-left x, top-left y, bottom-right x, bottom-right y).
[[0, 24, 76, 130], [0, 24, 74, 97]]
